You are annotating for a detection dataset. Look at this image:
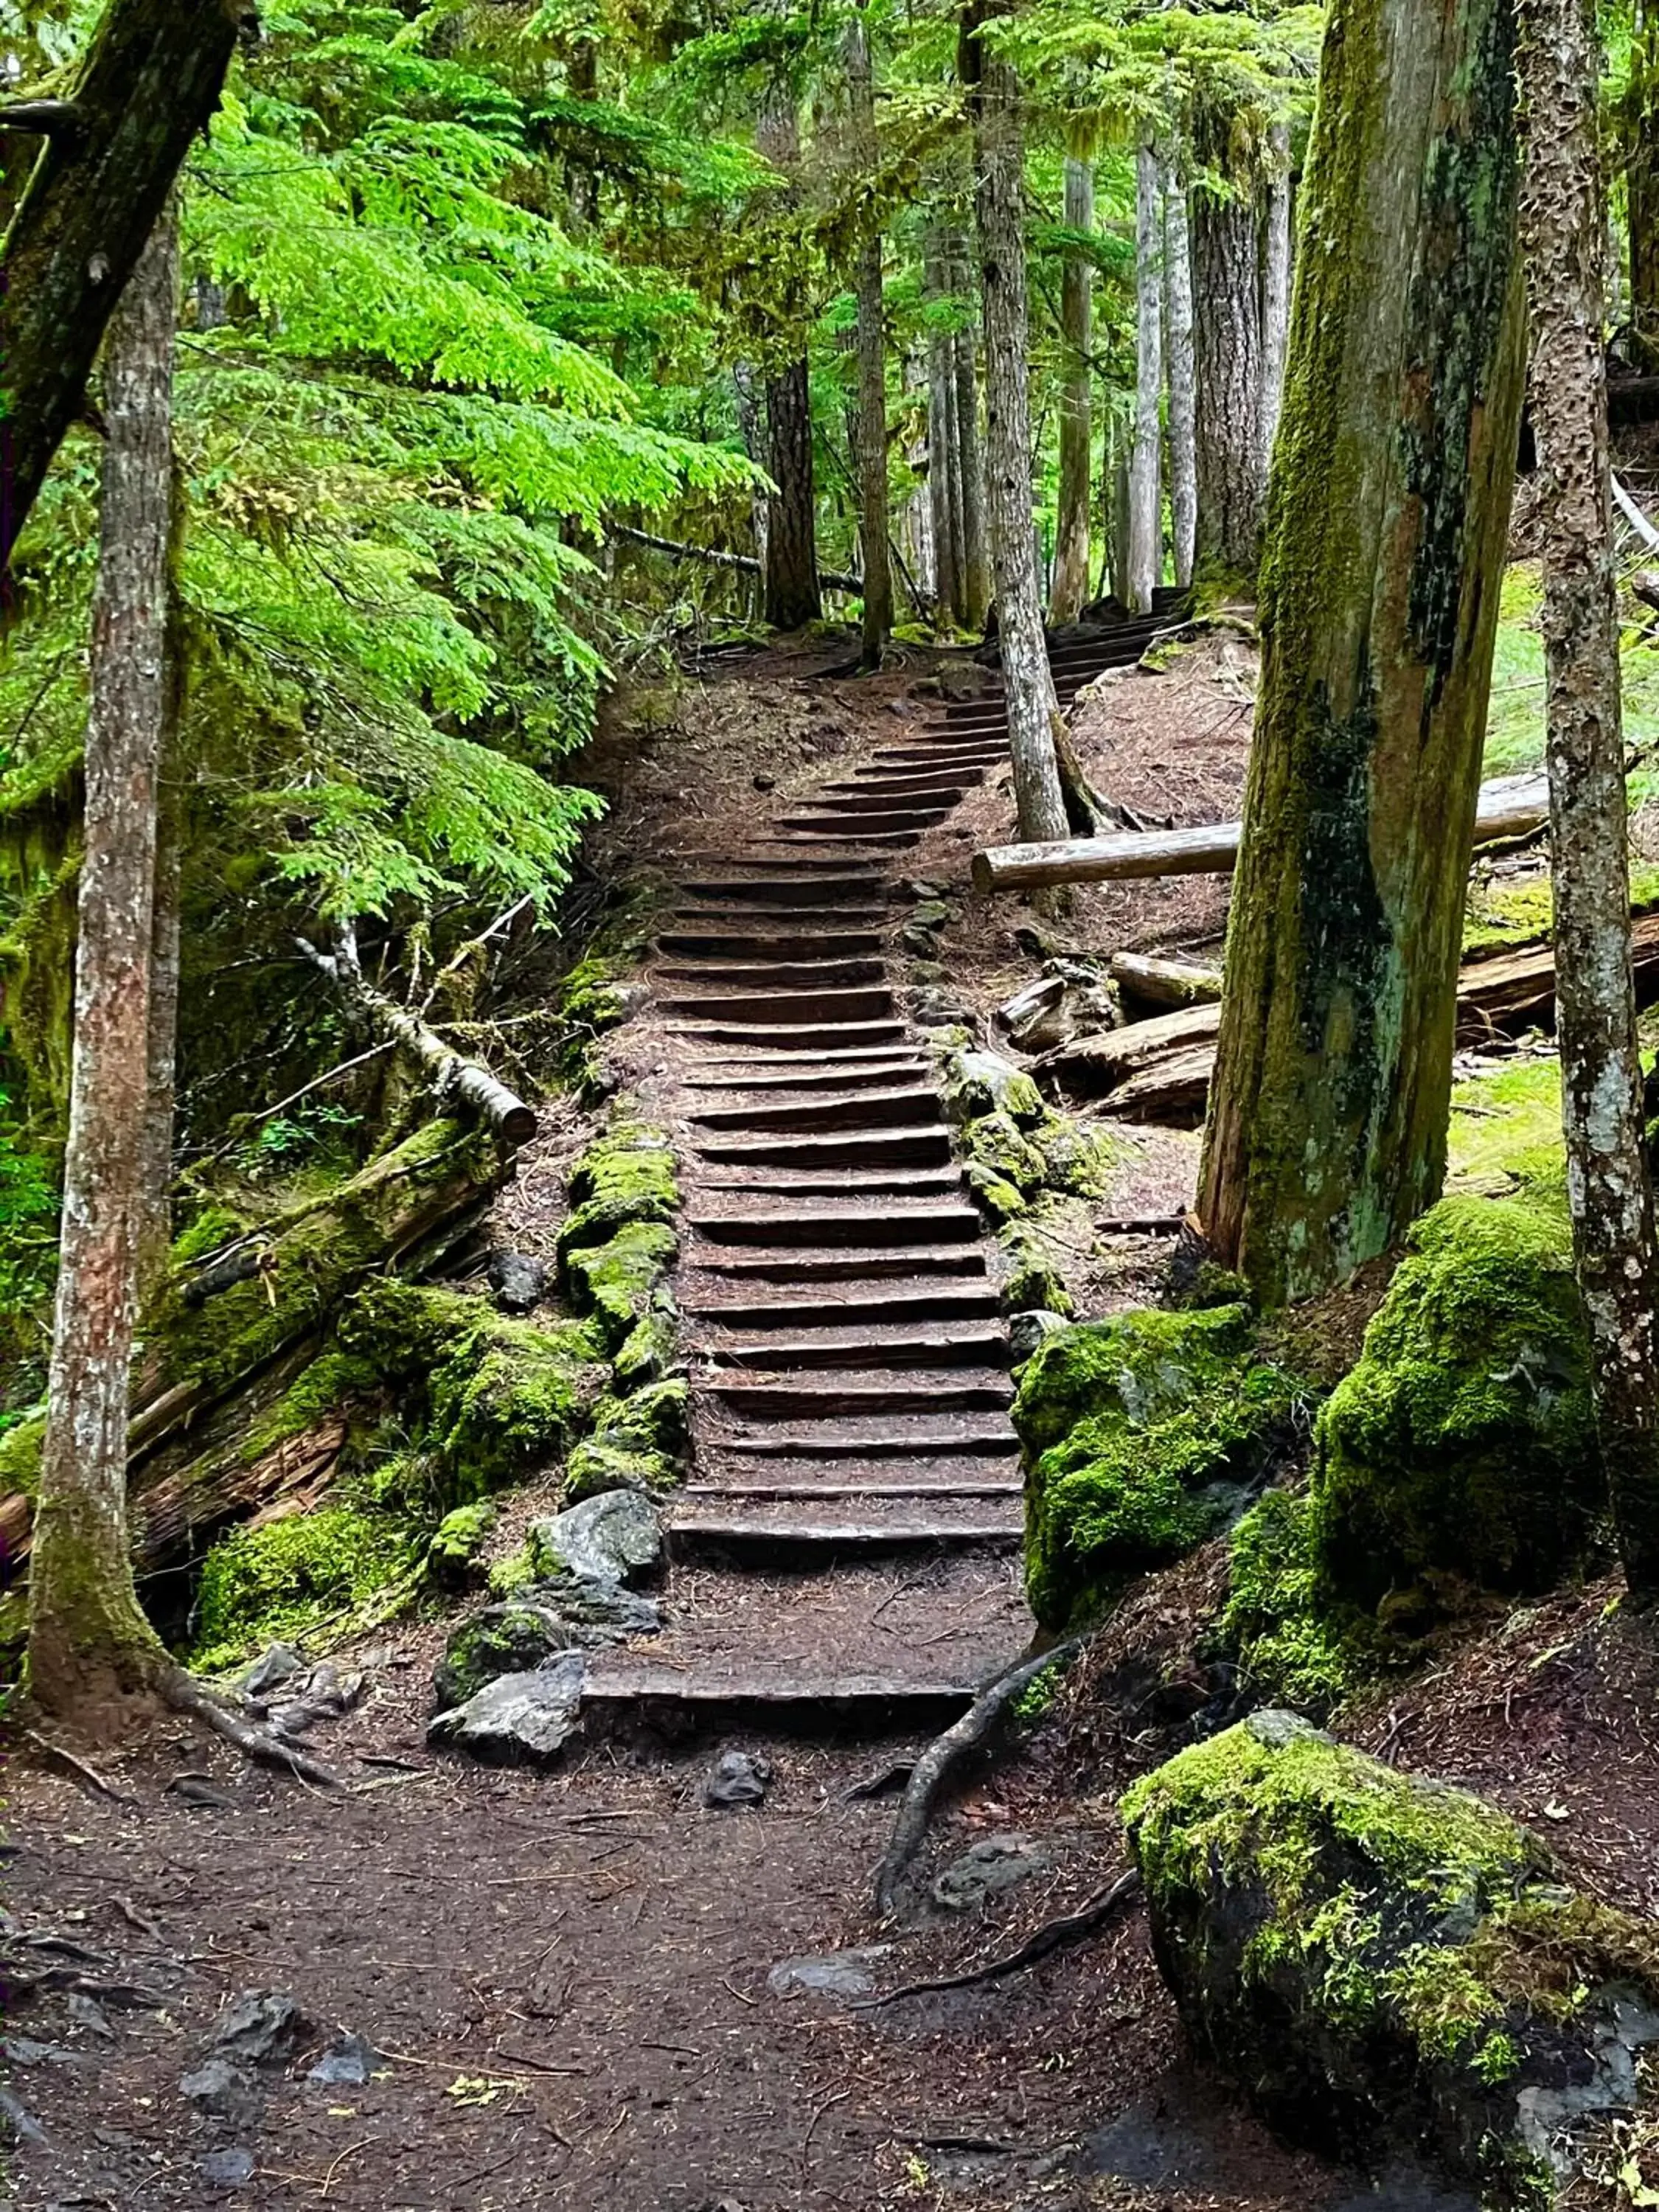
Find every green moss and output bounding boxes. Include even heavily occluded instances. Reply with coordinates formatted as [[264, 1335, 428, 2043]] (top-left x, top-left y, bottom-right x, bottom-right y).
[[1445, 1058, 1566, 1197], [966, 1110, 1049, 1194], [190, 1506, 417, 1672], [564, 1438, 677, 1500], [998, 1224, 1075, 1318], [561, 1218, 679, 1349], [487, 1544, 538, 1596], [168, 1203, 245, 1269], [612, 1311, 676, 1391], [424, 1500, 496, 1588], [0, 1408, 44, 1498], [966, 1164, 1026, 1220], [1313, 1194, 1599, 1606], [556, 1122, 679, 1270], [1014, 1306, 1304, 1629], [588, 1378, 686, 1457], [1216, 1490, 1383, 1715]]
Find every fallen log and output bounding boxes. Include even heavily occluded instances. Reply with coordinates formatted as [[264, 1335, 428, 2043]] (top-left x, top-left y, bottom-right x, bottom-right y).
[[972, 773, 1549, 894], [1109, 951, 1222, 1009], [616, 527, 863, 595]]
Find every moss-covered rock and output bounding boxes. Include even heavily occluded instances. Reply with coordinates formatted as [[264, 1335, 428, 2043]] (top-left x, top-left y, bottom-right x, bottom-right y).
[[555, 1122, 679, 1273], [612, 1311, 677, 1392], [594, 1377, 687, 1456], [1014, 1306, 1302, 1630], [1123, 1711, 1659, 2206], [965, 1162, 1026, 1220], [965, 1110, 1050, 1194], [1031, 1118, 1115, 1199], [998, 1228, 1074, 1319], [191, 1506, 418, 1673], [944, 1048, 1046, 1127], [1313, 1196, 1600, 1607], [423, 1500, 497, 1590], [1214, 1490, 1382, 1716], [431, 1596, 584, 1711], [564, 1438, 677, 1501], [560, 1219, 679, 1350]]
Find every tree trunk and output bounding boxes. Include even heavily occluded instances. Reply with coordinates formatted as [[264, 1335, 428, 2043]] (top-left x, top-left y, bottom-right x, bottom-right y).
[[925, 232, 963, 625], [0, 0, 243, 576], [963, 10, 1067, 844], [950, 227, 992, 633], [1630, 0, 1659, 372], [1518, 0, 1659, 1601], [1128, 143, 1164, 613], [1259, 122, 1293, 479], [137, 700, 182, 1300], [1050, 156, 1094, 623], [732, 362, 769, 618], [564, 40, 601, 230], [1110, 434, 1132, 606], [1164, 162, 1197, 591], [1196, 0, 1527, 1309], [1192, 173, 1265, 589], [757, 88, 821, 630], [28, 211, 182, 1729], [848, 8, 892, 667]]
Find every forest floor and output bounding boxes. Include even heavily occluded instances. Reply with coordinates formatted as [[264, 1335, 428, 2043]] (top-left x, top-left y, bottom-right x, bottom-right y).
[[7, 619, 1654, 2212]]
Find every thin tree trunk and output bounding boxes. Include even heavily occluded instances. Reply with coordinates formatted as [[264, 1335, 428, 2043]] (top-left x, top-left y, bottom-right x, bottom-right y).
[[732, 362, 769, 617], [28, 212, 182, 1728], [1197, 0, 1526, 1308], [137, 708, 182, 1300], [962, 8, 1067, 844], [1128, 142, 1164, 613], [848, 7, 892, 667], [1051, 156, 1093, 623], [564, 40, 601, 230], [950, 227, 991, 633], [925, 232, 962, 624], [1259, 122, 1293, 479], [1192, 169, 1265, 588], [1110, 434, 1132, 607], [1164, 161, 1197, 592], [757, 87, 821, 630], [1630, 0, 1659, 372], [1518, 0, 1659, 1600]]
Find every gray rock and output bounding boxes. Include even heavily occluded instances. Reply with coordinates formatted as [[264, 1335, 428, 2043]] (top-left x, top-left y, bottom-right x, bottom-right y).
[[427, 1656, 586, 1767], [268, 1660, 366, 1739], [536, 1571, 661, 1638], [1, 2035, 76, 2067], [931, 1834, 1053, 1911], [531, 1489, 661, 1586], [208, 1989, 309, 2068], [900, 925, 939, 959], [240, 1643, 303, 1700], [945, 1048, 1046, 1127], [201, 2146, 257, 2188], [433, 1599, 585, 1711], [702, 1748, 771, 1809], [485, 1249, 549, 1312], [66, 1993, 114, 2039], [767, 1947, 891, 2000], [910, 900, 952, 929], [179, 2058, 262, 2127], [1007, 1309, 1071, 1360], [0, 2085, 49, 2146], [307, 2031, 380, 2087], [911, 989, 975, 1031]]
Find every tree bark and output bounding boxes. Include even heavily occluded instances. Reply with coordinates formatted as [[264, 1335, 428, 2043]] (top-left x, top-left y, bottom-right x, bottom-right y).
[[925, 231, 963, 625], [1164, 162, 1197, 592], [1192, 167, 1265, 589], [28, 212, 182, 1729], [0, 0, 245, 577], [1110, 431, 1132, 606], [950, 227, 992, 633], [757, 88, 821, 630], [963, 9, 1067, 844], [1128, 144, 1164, 614], [1196, 0, 1527, 1309], [1518, 0, 1659, 1602], [1050, 157, 1094, 623], [848, 8, 892, 667], [1258, 122, 1293, 479], [1630, 0, 1659, 372], [137, 686, 182, 1300]]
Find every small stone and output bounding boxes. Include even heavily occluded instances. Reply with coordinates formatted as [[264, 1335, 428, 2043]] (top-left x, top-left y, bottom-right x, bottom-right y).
[[67, 1992, 114, 2039], [168, 1774, 235, 1811], [427, 1656, 587, 1767], [531, 1489, 662, 1586], [702, 1748, 771, 1809], [536, 1570, 661, 1638], [753, 772, 776, 791], [931, 1834, 1052, 1911], [766, 1947, 890, 2000], [1007, 1309, 1071, 1360], [207, 1989, 310, 2068], [910, 900, 951, 929], [307, 2031, 379, 2087], [240, 1643, 303, 1700], [0, 2085, 49, 2146], [1, 2035, 74, 2067], [201, 2146, 257, 2188], [485, 1249, 549, 1313], [179, 2058, 262, 2126]]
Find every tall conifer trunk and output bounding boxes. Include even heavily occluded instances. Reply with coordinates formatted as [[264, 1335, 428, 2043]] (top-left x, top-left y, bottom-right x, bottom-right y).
[[1259, 122, 1293, 476], [1164, 161, 1197, 591], [29, 212, 181, 1728], [1127, 144, 1164, 613], [757, 87, 821, 630], [925, 231, 963, 624], [962, 6, 1066, 842], [1050, 156, 1094, 623], [1197, 0, 1526, 1308], [950, 227, 991, 633], [1518, 0, 1659, 1600], [848, 7, 892, 666], [1630, 0, 1659, 370], [1192, 153, 1265, 588]]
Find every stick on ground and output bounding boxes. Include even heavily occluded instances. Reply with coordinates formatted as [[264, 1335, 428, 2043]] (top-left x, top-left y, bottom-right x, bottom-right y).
[[857, 1868, 1144, 2008]]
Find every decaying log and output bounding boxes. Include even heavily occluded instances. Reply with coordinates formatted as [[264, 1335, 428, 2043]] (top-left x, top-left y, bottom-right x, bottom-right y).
[[1109, 951, 1222, 1008], [971, 773, 1549, 894], [302, 939, 538, 1146], [616, 527, 863, 595]]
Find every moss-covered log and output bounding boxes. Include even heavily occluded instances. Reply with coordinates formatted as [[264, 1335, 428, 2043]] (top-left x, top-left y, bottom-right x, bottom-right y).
[[1197, 0, 1527, 1308], [0, 0, 248, 574]]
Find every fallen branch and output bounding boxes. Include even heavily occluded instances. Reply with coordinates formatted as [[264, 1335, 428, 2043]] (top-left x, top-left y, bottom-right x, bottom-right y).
[[0, 100, 82, 138], [616, 527, 862, 595], [1613, 473, 1659, 554], [857, 1869, 1143, 2008], [300, 937, 538, 1146], [873, 1636, 1086, 1921]]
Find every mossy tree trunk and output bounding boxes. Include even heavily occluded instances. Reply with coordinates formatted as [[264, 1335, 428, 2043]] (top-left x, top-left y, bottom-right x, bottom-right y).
[[1629, 0, 1659, 372], [963, 4, 1067, 843], [1517, 0, 1659, 1602], [29, 211, 183, 1729], [0, 0, 244, 574], [1050, 156, 1094, 624], [1197, 0, 1526, 1310], [1164, 160, 1198, 593], [848, 4, 892, 667], [1127, 144, 1164, 614]]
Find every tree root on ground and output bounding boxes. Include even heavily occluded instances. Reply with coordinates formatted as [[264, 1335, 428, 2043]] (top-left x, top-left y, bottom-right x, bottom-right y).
[[858, 1868, 1143, 2008], [161, 1667, 342, 1789], [872, 1635, 1086, 1921]]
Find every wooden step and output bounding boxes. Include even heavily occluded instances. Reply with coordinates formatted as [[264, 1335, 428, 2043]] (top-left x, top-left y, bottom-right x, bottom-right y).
[[706, 1371, 1014, 1418], [693, 1127, 953, 1172], [688, 1083, 941, 1132], [688, 1245, 989, 1283], [687, 1201, 981, 1246], [699, 1321, 1010, 1370], [684, 1284, 1002, 1326]]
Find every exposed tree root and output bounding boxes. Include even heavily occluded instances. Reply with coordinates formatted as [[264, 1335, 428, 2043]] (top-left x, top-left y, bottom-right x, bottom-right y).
[[858, 1868, 1144, 2008], [872, 1635, 1086, 1921], [160, 1667, 342, 1789]]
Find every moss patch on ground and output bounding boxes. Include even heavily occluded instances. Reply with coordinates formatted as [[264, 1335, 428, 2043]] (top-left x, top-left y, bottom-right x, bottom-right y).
[[191, 1506, 419, 1673], [1014, 1304, 1307, 1630]]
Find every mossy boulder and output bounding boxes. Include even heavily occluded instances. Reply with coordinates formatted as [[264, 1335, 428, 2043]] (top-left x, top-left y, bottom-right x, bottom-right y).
[[965, 1110, 1049, 1194], [944, 1048, 1046, 1127], [591, 1378, 687, 1458], [556, 1123, 679, 1276], [966, 1163, 1026, 1220], [612, 1312, 677, 1392], [1014, 1305, 1301, 1629], [561, 1219, 679, 1350], [1214, 1490, 1382, 1717], [1032, 1119, 1115, 1200], [191, 1506, 417, 1674], [998, 1228, 1074, 1319], [422, 1501, 496, 1590], [1314, 1196, 1600, 1607], [432, 1596, 585, 1711], [1123, 1711, 1659, 2208], [564, 1438, 677, 1502]]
